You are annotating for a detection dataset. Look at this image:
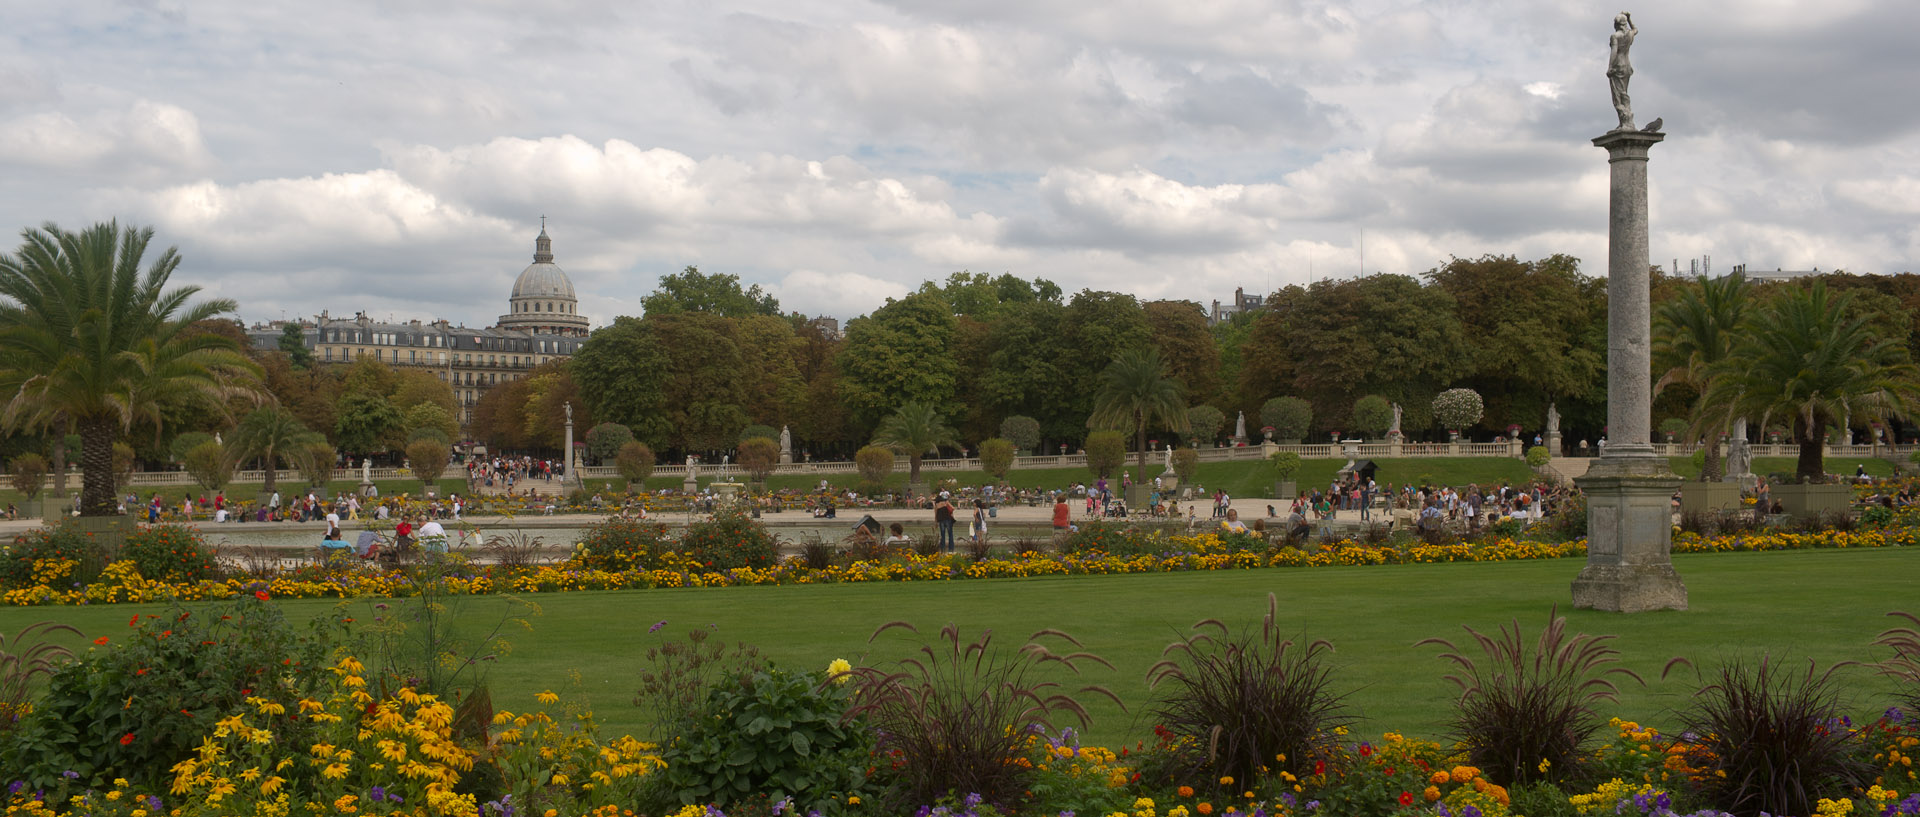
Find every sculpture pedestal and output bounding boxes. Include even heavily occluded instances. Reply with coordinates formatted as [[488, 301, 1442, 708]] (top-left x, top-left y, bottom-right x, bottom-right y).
[[1573, 457, 1686, 612]]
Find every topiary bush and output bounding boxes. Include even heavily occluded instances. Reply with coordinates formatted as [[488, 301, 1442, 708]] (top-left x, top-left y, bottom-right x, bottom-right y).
[[680, 510, 781, 571], [1432, 388, 1486, 433], [1261, 397, 1313, 442], [119, 524, 220, 582], [575, 518, 675, 572]]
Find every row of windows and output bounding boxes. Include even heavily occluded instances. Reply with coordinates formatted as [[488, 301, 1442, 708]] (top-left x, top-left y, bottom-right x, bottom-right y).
[[318, 346, 566, 369], [305, 328, 579, 355], [514, 301, 576, 314]]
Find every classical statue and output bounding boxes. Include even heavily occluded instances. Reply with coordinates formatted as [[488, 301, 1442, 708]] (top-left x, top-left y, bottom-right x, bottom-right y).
[[685, 455, 698, 478], [361, 458, 372, 483], [1163, 444, 1174, 471], [564, 401, 572, 422], [779, 425, 792, 452], [1389, 402, 1403, 435], [1234, 411, 1248, 440], [1547, 402, 1560, 435], [1607, 12, 1637, 131]]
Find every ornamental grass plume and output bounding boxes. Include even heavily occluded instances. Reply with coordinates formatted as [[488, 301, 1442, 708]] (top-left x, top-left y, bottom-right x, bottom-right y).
[[1872, 611, 1920, 719], [1419, 609, 1643, 787]]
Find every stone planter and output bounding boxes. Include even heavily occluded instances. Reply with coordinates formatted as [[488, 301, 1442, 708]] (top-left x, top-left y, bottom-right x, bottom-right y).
[[1770, 483, 1853, 518], [1274, 480, 1297, 500], [1678, 481, 1743, 515]]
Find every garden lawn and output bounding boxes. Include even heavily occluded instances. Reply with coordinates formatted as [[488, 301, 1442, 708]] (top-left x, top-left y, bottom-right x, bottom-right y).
[[1666, 455, 1897, 481], [4, 547, 1912, 750]]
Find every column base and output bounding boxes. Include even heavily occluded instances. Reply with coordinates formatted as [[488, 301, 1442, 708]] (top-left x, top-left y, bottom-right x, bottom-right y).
[[1572, 563, 1688, 612]]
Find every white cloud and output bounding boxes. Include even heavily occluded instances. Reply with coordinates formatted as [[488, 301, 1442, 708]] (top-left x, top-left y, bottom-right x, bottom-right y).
[[0, 100, 212, 178]]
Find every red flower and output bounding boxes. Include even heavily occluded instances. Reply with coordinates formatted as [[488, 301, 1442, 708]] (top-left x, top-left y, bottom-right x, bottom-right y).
[[1360, 743, 1374, 757], [255, 590, 271, 601], [120, 733, 135, 746], [128, 614, 139, 627], [1400, 792, 1414, 807], [93, 636, 109, 645], [1315, 760, 1326, 776]]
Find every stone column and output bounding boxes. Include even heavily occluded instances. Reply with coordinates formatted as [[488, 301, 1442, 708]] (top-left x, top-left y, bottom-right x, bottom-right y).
[[1573, 128, 1686, 612], [563, 404, 582, 490]]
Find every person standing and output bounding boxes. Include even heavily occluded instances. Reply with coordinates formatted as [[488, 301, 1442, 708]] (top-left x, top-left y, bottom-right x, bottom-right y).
[[933, 492, 956, 553], [1051, 493, 1072, 541], [970, 499, 987, 547]]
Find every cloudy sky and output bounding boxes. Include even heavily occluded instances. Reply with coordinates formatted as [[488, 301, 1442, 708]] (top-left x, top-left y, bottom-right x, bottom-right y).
[[3, 1, 1916, 328]]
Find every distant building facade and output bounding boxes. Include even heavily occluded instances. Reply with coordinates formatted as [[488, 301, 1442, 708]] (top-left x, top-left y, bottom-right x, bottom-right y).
[[1208, 287, 1266, 325], [248, 225, 591, 433]]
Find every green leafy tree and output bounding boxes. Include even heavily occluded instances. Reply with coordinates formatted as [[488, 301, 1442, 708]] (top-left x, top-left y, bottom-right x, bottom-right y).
[[737, 437, 780, 484], [277, 322, 313, 369], [0, 221, 261, 516], [615, 441, 655, 491], [572, 317, 673, 447], [1083, 430, 1126, 479], [838, 293, 959, 429], [405, 439, 450, 488], [854, 444, 895, 490], [168, 431, 215, 464], [1061, 290, 1153, 436], [978, 437, 1015, 481], [1268, 450, 1303, 482], [297, 440, 336, 488], [1260, 397, 1313, 442], [999, 415, 1042, 453], [7, 453, 47, 501], [1352, 395, 1394, 439], [584, 422, 635, 465], [1432, 388, 1486, 433], [738, 424, 778, 444], [871, 402, 959, 487], [1701, 282, 1920, 482], [390, 370, 457, 415], [333, 393, 404, 455], [1145, 300, 1222, 405], [1185, 405, 1225, 446], [1172, 447, 1199, 482], [182, 440, 232, 492], [1088, 348, 1189, 472], [402, 402, 458, 448], [225, 406, 319, 494], [1653, 272, 1752, 481], [1423, 255, 1606, 439], [641, 265, 780, 317], [978, 301, 1078, 442], [339, 355, 400, 401]]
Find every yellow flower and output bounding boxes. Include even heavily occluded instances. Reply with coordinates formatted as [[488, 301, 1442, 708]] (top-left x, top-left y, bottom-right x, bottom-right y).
[[828, 658, 853, 683], [536, 690, 560, 705]]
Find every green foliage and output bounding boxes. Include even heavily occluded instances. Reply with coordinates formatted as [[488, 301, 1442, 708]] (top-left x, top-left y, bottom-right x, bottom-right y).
[[641, 265, 781, 317], [738, 424, 779, 444], [576, 518, 676, 572], [119, 524, 219, 582], [333, 392, 404, 454], [872, 402, 959, 485], [1089, 347, 1188, 471], [615, 441, 655, 488], [582, 422, 634, 464], [854, 445, 894, 490], [0, 621, 78, 737], [407, 426, 451, 446], [7, 453, 47, 501], [1083, 430, 1126, 479], [1268, 450, 1303, 481], [402, 402, 459, 446], [182, 440, 232, 492], [1432, 387, 1486, 432], [999, 415, 1042, 453], [1, 596, 342, 788], [633, 623, 768, 742], [1659, 417, 1691, 436], [406, 439, 451, 485], [225, 406, 317, 494], [572, 317, 673, 447], [0, 523, 105, 589], [277, 322, 313, 368], [296, 440, 335, 487], [737, 437, 780, 483], [651, 667, 874, 814], [1352, 395, 1394, 438], [0, 220, 261, 516], [1420, 612, 1643, 786], [838, 293, 959, 428], [1525, 445, 1552, 468], [978, 437, 1015, 480], [1261, 396, 1313, 442], [680, 510, 781, 571], [1145, 594, 1353, 790], [844, 623, 1118, 810], [1672, 658, 1874, 817], [1172, 447, 1199, 481], [1186, 404, 1225, 445], [168, 431, 214, 464]]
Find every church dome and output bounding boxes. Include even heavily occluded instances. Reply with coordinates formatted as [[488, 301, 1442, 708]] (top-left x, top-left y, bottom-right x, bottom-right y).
[[512, 260, 575, 300], [496, 222, 591, 338]]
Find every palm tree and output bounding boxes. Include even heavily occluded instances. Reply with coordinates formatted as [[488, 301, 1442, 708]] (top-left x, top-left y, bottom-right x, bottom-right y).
[[1699, 282, 1920, 483], [1088, 347, 1189, 472], [1652, 272, 1751, 481], [0, 222, 261, 516], [871, 402, 960, 487], [226, 406, 323, 494]]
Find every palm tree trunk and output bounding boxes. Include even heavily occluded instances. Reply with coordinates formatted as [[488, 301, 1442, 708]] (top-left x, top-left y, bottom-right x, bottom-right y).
[[78, 416, 118, 516], [49, 416, 68, 498], [1701, 436, 1724, 482], [1136, 425, 1149, 473], [908, 454, 922, 486], [1794, 416, 1824, 483], [262, 450, 277, 494]]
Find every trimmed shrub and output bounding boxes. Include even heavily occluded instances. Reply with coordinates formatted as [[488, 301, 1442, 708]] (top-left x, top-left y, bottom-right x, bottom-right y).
[[1261, 397, 1313, 442], [585, 422, 635, 463], [854, 444, 894, 490], [1352, 395, 1394, 438], [1186, 405, 1225, 445], [1084, 430, 1125, 479], [616, 441, 655, 489], [680, 510, 781, 571], [1432, 388, 1485, 433], [1000, 415, 1041, 453], [978, 437, 1015, 481], [119, 524, 220, 582], [737, 437, 780, 483], [575, 518, 675, 572], [651, 667, 875, 814]]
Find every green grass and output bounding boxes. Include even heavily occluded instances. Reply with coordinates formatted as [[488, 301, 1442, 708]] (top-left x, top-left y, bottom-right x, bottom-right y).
[[1667, 456, 1896, 481], [5, 547, 1913, 748]]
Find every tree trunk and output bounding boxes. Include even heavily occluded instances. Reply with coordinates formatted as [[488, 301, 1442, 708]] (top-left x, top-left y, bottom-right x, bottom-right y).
[[78, 416, 119, 516], [1794, 416, 1824, 483], [49, 421, 68, 498], [908, 454, 922, 486], [1135, 424, 1149, 472], [1701, 436, 1724, 482], [262, 450, 278, 494]]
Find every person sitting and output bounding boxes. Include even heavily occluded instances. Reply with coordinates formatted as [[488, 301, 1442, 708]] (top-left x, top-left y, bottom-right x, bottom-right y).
[[354, 530, 383, 561], [884, 522, 914, 550], [1221, 508, 1248, 534], [319, 528, 353, 561], [1288, 507, 1311, 540]]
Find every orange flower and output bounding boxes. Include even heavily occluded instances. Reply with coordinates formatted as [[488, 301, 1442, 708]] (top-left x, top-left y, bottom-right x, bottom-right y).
[[120, 733, 136, 746], [1179, 786, 1195, 798], [93, 636, 109, 645], [1424, 786, 1441, 802], [255, 590, 271, 601], [1197, 804, 1213, 815]]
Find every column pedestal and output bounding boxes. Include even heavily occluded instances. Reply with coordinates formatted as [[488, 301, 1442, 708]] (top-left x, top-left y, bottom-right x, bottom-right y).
[[1573, 457, 1685, 612]]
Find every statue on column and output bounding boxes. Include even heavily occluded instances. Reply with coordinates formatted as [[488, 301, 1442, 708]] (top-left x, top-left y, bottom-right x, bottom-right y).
[[1547, 402, 1560, 435], [1389, 402, 1403, 437], [779, 425, 791, 453], [685, 455, 698, 479], [1607, 12, 1637, 131], [1163, 444, 1174, 472], [1234, 411, 1248, 441]]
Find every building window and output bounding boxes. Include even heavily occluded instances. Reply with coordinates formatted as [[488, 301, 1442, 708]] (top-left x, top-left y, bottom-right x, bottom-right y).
[[324, 347, 333, 361]]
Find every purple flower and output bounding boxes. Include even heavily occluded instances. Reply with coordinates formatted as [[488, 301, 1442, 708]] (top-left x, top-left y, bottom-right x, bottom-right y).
[[1887, 706, 1906, 723], [964, 792, 984, 808], [147, 796, 163, 810], [1280, 792, 1297, 808], [61, 771, 78, 780], [8, 782, 23, 795], [370, 786, 387, 803], [1461, 806, 1482, 817], [1307, 801, 1322, 811], [650, 620, 667, 633]]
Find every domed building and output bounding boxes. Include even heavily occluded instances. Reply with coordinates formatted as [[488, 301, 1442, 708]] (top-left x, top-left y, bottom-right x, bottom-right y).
[[496, 222, 590, 338]]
